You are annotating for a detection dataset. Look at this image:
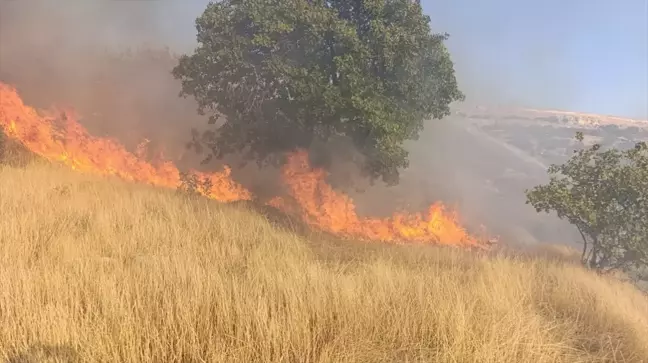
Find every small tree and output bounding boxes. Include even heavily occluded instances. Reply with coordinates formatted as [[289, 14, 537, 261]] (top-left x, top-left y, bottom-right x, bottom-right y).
[[173, 0, 463, 185], [526, 132, 648, 274]]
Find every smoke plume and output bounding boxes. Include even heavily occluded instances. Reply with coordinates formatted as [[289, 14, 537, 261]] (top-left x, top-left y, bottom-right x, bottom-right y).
[[0, 0, 577, 245]]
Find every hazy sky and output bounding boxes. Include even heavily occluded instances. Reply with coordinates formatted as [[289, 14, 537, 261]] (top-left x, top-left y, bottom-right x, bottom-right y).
[[423, 0, 648, 119], [157, 0, 647, 119], [3, 0, 647, 119]]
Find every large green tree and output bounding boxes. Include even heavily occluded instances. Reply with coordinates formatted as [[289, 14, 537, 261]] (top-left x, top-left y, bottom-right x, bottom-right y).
[[526, 132, 648, 275], [173, 0, 463, 185]]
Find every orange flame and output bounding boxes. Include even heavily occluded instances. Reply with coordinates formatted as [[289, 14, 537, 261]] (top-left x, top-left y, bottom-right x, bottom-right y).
[[0, 82, 251, 202], [1, 81, 488, 248], [268, 151, 485, 248]]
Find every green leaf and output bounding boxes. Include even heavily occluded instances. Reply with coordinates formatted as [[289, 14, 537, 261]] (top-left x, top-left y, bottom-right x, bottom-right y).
[[173, 0, 463, 185], [526, 135, 648, 274]]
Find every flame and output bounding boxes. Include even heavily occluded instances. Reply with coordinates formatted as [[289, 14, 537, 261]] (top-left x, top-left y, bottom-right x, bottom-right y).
[[268, 151, 485, 248], [1, 81, 488, 248], [0, 82, 252, 202]]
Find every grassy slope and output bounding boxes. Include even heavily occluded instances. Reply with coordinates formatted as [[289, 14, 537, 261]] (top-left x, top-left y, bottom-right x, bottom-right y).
[[1, 161, 647, 363]]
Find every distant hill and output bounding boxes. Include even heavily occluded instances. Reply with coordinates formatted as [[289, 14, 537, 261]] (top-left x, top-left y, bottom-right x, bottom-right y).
[[354, 107, 648, 247]]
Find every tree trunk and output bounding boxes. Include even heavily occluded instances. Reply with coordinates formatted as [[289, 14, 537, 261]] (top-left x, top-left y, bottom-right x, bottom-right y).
[[577, 226, 588, 265], [588, 237, 600, 270]]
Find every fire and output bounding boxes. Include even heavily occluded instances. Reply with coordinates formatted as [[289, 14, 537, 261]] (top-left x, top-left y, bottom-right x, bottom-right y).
[[1, 81, 487, 248], [268, 151, 485, 248], [0, 82, 252, 202]]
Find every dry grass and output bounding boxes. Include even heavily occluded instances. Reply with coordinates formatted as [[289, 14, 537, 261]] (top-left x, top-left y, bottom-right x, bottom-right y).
[[1, 161, 648, 363]]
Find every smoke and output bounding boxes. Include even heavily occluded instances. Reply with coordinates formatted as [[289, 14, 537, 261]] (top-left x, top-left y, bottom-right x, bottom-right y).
[[0, 0, 296, 200], [0, 0, 577, 245], [1, 1, 202, 148]]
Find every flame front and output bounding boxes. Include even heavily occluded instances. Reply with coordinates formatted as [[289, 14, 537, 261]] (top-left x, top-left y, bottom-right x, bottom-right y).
[[268, 151, 484, 247], [1, 82, 486, 248], [0, 82, 252, 202]]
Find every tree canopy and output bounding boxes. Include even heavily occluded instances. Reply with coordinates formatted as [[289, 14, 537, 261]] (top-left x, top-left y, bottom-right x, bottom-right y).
[[526, 132, 648, 275], [173, 0, 463, 185]]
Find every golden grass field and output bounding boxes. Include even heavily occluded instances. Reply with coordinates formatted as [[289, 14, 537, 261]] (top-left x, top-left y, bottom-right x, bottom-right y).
[[1, 156, 648, 362]]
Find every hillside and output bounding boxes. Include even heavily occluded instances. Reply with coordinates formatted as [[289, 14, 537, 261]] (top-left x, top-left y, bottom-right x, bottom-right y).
[[1, 160, 647, 363]]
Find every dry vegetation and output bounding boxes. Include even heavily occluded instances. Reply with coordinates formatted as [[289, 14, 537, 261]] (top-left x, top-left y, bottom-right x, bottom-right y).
[[1, 157, 648, 363]]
